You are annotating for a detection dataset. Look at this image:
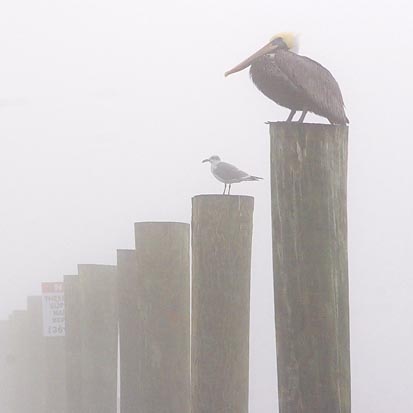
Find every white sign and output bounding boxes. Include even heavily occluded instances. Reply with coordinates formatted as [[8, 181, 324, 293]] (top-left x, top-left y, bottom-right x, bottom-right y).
[[42, 282, 65, 337]]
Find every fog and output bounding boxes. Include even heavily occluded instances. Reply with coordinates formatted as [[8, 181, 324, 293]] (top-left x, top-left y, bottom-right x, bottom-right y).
[[1, 0, 412, 412]]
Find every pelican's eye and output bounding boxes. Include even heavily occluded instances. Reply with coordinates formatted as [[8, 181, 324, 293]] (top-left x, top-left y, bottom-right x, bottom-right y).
[[272, 37, 287, 49]]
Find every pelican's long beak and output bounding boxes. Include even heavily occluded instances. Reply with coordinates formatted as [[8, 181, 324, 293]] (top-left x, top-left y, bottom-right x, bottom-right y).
[[225, 41, 277, 77], [202, 159, 210, 163]]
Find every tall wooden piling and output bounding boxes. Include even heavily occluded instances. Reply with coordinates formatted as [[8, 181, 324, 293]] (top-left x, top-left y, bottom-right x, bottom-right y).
[[64, 274, 83, 413], [191, 195, 254, 413], [270, 123, 350, 413], [78, 264, 118, 413], [117, 249, 140, 413], [134, 222, 190, 413]]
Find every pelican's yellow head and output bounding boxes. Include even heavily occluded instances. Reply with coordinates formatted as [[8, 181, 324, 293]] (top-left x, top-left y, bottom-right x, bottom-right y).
[[269, 32, 299, 53], [225, 31, 300, 77]]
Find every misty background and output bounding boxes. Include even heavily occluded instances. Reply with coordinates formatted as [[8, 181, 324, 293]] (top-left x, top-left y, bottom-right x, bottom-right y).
[[0, 0, 412, 412]]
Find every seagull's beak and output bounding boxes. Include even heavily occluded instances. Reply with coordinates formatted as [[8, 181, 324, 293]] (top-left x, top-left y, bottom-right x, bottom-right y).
[[202, 159, 210, 163], [225, 41, 277, 77]]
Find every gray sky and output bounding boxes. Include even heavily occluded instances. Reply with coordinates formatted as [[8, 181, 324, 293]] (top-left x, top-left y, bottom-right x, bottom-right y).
[[1, 0, 413, 411]]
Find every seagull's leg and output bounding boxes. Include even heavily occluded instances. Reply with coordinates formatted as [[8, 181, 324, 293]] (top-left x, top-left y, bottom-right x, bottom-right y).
[[228, 184, 232, 195], [223, 183, 227, 195], [286, 110, 296, 122], [298, 111, 308, 123]]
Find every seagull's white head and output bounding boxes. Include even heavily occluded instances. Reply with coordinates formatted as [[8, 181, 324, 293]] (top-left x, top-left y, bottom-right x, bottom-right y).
[[202, 155, 221, 164]]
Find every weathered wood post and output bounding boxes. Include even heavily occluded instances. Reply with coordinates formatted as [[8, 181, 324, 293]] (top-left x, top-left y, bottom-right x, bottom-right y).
[[41, 283, 66, 413], [9, 310, 30, 413], [117, 249, 140, 413], [270, 123, 350, 413], [191, 195, 254, 413], [78, 264, 118, 413], [26, 296, 46, 413], [64, 274, 83, 413], [134, 222, 190, 413], [43, 324, 66, 412], [0, 320, 12, 412]]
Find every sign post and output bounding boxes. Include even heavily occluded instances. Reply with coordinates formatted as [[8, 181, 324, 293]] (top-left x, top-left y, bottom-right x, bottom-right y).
[[41, 282, 65, 337], [41, 281, 66, 413]]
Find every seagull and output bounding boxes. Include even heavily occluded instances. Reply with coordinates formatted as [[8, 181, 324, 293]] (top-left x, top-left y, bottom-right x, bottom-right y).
[[202, 155, 263, 195]]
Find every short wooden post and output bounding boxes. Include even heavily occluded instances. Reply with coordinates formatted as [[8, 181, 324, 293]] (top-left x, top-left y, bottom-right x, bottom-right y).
[[78, 264, 118, 413], [64, 274, 83, 413], [9, 310, 30, 413], [270, 123, 350, 413], [117, 249, 140, 413], [0, 320, 13, 412], [43, 325, 66, 412], [134, 222, 190, 413], [26, 296, 46, 413], [191, 195, 254, 413]]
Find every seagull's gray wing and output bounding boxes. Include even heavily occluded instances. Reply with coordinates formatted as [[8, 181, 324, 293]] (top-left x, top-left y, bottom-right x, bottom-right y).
[[214, 162, 249, 183]]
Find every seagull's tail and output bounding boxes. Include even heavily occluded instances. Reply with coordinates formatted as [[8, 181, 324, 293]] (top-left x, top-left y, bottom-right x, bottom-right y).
[[245, 175, 263, 181]]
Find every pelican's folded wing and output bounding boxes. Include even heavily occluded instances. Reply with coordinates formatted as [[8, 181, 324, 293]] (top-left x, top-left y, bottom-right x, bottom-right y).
[[275, 51, 348, 124]]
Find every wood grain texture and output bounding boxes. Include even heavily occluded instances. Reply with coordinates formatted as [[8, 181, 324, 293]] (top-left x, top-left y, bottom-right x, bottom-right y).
[[64, 274, 82, 413], [191, 195, 254, 413], [78, 264, 118, 413], [134, 222, 190, 413], [117, 249, 140, 413], [270, 122, 350, 413]]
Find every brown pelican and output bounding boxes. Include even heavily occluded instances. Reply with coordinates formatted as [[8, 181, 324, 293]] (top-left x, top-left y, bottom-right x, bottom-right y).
[[225, 32, 348, 124], [202, 155, 263, 195]]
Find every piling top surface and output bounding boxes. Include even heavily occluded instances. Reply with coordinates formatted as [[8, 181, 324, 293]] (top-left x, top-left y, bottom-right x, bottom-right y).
[[26, 296, 41, 308], [267, 121, 349, 130], [192, 194, 254, 204], [77, 264, 117, 270], [63, 274, 79, 282], [134, 221, 189, 227], [193, 194, 254, 199], [192, 195, 254, 220], [117, 249, 135, 256], [9, 310, 27, 321]]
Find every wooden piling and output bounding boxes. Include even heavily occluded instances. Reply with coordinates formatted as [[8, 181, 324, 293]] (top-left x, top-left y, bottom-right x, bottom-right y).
[[191, 195, 254, 413], [117, 249, 140, 413], [64, 274, 83, 413], [26, 296, 46, 413], [134, 222, 190, 413], [9, 310, 30, 413], [43, 320, 66, 412], [269, 123, 350, 413], [0, 320, 12, 412], [78, 264, 118, 413]]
